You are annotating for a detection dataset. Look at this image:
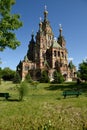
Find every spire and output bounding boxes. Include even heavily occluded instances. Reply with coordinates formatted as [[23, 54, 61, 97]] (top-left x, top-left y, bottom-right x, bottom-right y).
[[31, 30, 34, 42], [39, 17, 42, 32], [44, 5, 48, 21], [59, 24, 63, 36], [58, 24, 66, 48], [24, 55, 29, 62]]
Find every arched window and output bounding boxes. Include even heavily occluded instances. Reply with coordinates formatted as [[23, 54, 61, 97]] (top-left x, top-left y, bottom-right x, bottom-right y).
[[58, 51, 60, 57], [54, 50, 56, 57], [61, 52, 64, 57]]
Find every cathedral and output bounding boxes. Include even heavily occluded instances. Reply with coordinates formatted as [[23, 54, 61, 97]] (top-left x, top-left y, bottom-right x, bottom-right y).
[[17, 7, 76, 81]]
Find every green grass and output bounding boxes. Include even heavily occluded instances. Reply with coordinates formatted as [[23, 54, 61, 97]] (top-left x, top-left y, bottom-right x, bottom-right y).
[[0, 81, 87, 129]]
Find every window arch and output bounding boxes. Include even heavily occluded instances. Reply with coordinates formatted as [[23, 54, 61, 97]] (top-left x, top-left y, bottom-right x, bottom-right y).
[[54, 50, 56, 57], [58, 51, 60, 57]]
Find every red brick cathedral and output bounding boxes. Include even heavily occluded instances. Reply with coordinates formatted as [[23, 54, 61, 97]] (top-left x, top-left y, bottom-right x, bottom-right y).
[[17, 7, 76, 81]]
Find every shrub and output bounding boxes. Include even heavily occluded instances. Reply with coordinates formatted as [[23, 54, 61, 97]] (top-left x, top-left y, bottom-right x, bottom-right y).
[[53, 70, 64, 83], [40, 70, 50, 83], [31, 81, 39, 89], [78, 60, 87, 82], [13, 72, 21, 84], [0, 67, 2, 84], [25, 73, 33, 83], [17, 81, 29, 101], [2, 67, 15, 81]]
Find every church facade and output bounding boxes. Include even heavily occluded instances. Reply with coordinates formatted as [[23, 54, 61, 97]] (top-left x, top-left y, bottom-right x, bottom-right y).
[[17, 8, 77, 81]]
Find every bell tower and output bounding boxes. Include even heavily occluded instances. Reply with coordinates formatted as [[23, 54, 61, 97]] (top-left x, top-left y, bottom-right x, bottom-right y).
[[58, 24, 66, 48], [35, 6, 54, 69]]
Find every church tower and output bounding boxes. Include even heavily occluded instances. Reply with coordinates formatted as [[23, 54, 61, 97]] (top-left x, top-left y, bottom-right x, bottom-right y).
[[35, 6, 54, 70], [58, 24, 66, 48]]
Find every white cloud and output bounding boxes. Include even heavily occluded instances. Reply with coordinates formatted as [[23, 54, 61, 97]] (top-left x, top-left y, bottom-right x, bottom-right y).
[[83, 57, 87, 62], [68, 57, 74, 61], [2, 61, 7, 65]]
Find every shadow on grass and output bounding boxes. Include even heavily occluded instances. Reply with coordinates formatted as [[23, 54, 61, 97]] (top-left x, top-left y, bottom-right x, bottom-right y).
[[45, 82, 87, 93], [56, 97, 61, 100], [45, 82, 77, 90], [7, 98, 19, 102], [0, 98, 19, 102]]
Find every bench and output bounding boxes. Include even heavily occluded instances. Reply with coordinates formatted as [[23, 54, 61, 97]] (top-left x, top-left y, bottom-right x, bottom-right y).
[[0, 93, 10, 100], [62, 91, 81, 98]]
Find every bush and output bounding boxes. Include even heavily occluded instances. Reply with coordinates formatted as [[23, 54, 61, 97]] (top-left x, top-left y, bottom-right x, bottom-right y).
[[53, 70, 64, 83], [0, 68, 2, 84], [31, 81, 39, 89], [2, 67, 15, 81], [78, 60, 87, 82], [13, 72, 21, 84], [17, 81, 29, 101], [40, 70, 50, 83], [25, 73, 33, 83]]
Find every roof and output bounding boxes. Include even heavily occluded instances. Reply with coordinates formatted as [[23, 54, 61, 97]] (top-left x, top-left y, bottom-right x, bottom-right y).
[[24, 55, 29, 62], [52, 39, 61, 48]]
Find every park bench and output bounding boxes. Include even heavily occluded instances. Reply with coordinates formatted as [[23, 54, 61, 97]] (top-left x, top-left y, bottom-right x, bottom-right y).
[[62, 90, 81, 98], [0, 93, 10, 100]]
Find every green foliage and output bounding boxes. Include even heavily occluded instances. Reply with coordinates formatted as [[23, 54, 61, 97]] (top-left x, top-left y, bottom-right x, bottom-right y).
[[2, 67, 15, 81], [68, 60, 75, 70], [17, 81, 29, 101], [25, 73, 39, 89], [0, 0, 23, 51], [40, 70, 50, 83], [0, 58, 2, 64], [0, 67, 2, 84], [53, 70, 64, 83], [25, 73, 33, 83], [78, 60, 87, 81], [31, 81, 39, 89], [13, 72, 21, 83], [0, 59, 2, 84]]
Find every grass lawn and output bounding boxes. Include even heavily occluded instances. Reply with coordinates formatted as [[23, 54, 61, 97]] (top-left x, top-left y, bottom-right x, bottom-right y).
[[0, 81, 87, 130]]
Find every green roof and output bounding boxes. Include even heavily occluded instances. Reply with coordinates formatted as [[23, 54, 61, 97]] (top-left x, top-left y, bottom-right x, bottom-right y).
[[24, 55, 29, 62], [52, 40, 61, 48]]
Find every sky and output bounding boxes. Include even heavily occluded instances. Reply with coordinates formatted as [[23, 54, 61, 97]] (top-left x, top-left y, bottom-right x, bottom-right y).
[[0, 0, 87, 70]]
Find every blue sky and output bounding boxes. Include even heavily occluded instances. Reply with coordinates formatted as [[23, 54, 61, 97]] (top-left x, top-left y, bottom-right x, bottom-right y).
[[0, 0, 87, 70]]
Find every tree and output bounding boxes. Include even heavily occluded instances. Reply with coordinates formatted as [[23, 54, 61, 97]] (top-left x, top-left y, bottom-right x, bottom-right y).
[[25, 73, 33, 83], [78, 60, 87, 81], [53, 70, 64, 84], [0, 67, 2, 84], [17, 81, 29, 101], [0, 59, 2, 84], [0, 58, 2, 64], [13, 72, 21, 83], [2, 67, 15, 81], [40, 70, 50, 83], [0, 0, 22, 51]]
